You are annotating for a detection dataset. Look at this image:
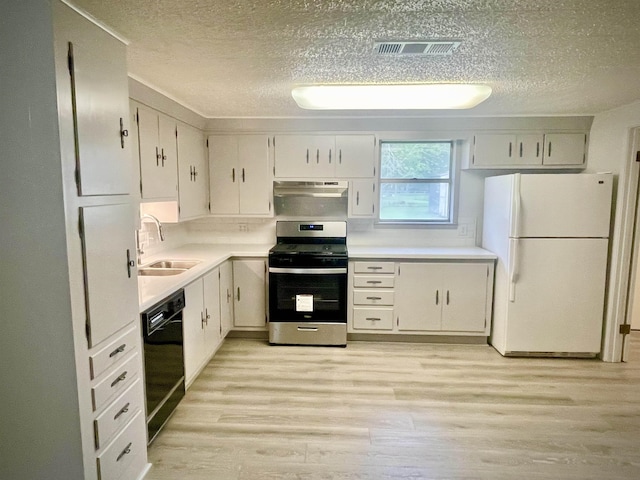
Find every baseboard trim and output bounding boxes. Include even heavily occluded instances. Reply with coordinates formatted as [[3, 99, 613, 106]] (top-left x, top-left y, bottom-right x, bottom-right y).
[[347, 333, 489, 345]]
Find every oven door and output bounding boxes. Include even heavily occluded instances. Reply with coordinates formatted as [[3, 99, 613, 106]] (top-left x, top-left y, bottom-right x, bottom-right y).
[[269, 267, 347, 323]]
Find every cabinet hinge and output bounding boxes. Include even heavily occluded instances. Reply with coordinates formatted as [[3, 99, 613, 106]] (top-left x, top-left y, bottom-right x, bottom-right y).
[[135, 111, 139, 124], [273, 136, 276, 147], [85, 321, 91, 344], [636, 151, 640, 163], [218, 270, 221, 279], [67, 42, 74, 75], [620, 323, 632, 335], [268, 137, 271, 148], [273, 166, 275, 176]]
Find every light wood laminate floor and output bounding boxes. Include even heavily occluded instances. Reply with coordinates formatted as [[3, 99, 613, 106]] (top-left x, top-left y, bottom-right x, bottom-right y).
[[146, 335, 640, 480]]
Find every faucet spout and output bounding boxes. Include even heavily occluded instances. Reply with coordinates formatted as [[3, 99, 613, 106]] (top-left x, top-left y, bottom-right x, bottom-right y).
[[141, 213, 165, 242]]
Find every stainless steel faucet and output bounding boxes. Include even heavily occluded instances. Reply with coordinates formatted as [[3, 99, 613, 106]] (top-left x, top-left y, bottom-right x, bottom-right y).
[[141, 213, 165, 242]]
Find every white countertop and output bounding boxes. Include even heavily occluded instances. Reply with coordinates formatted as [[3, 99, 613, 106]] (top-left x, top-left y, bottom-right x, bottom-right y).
[[138, 243, 496, 311], [346, 245, 497, 260], [138, 243, 271, 312]]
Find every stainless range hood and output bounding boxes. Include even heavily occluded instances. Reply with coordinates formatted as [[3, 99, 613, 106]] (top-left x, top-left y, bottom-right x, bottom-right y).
[[273, 181, 348, 218], [273, 181, 348, 198]]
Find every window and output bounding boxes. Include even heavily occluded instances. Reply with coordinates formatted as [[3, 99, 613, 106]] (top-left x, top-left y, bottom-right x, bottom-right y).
[[378, 141, 455, 224]]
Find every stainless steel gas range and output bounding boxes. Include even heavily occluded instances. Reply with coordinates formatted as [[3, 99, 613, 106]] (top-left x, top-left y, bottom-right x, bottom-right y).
[[268, 221, 347, 346]]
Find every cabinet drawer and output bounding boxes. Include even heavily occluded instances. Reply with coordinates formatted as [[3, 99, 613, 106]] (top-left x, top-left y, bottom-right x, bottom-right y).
[[94, 379, 143, 449], [90, 325, 139, 380], [353, 275, 394, 288], [353, 262, 395, 274], [353, 308, 393, 330], [92, 352, 140, 412], [97, 410, 146, 480], [353, 290, 394, 306]]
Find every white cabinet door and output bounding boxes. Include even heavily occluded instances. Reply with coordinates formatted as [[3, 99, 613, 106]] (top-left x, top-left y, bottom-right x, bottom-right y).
[[349, 179, 376, 217], [67, 28, 131, 196], [543, 133, 586, 166], [209, 135, 239, 214], [136, 106, 178, 200], [203, 269, 221, 358], [335, 135, 376, 178], [274, 135, 335, 178], [183, 279, 206, 386], [395, 263, 441, 331], [219, 261, 234, 337], [177, 123, 208, 220], [473, 134, 517, 167], [440, 263, 488, 332], [238, 135, 271, 215], [233, 259, 267, 328], [80, 204, 138, 348]]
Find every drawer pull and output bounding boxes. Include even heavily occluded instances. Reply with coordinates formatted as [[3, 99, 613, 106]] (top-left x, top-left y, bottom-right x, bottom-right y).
[[367, 266, 383, 270], [366, 317, 381, 321], [366, 280, 382, 284], [116, 442, 132, 462], [113, 402, 130, 421], [110, 371, 128, 388], [109, 344, 126, 358], [366, 296, 382, 300]]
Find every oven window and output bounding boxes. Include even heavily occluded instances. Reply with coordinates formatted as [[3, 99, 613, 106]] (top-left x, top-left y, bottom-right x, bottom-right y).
[[270, 272, 346, 322]]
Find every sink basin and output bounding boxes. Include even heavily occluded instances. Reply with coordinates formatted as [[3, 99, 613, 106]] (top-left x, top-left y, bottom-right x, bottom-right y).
[[138, 267, 187, 276], [147, 260, 201, 269]]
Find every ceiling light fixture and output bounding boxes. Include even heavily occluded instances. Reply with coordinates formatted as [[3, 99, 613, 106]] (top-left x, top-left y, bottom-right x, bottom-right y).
[[291, 84, 492, 110]]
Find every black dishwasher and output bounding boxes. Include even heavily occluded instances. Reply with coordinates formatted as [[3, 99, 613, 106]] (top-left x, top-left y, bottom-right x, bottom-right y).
[[141, 289, 185, 443]]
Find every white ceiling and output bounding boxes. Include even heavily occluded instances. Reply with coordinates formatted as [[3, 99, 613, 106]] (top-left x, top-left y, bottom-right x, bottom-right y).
[[72, 0, 640, 119]]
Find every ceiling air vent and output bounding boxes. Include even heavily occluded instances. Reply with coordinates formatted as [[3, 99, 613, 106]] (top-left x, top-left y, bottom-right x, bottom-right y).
[[374, 41, 461, 56]]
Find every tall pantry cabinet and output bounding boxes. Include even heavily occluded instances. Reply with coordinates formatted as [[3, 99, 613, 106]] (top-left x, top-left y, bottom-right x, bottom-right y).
[[1, 2, 148, 480]]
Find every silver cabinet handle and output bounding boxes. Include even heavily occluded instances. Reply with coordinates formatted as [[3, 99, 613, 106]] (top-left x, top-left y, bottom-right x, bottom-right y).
[[232, 168, 235, 182], [155, 147, 160, 166], [113, 402, 130, 421], [119, 117, 128, 149], [548, 142, 552, 157], [126, 249, 135, 278], [316, 149, 319, 164], [339, 149, 342, 164], [519, 142, 523, 157], [446, 290, 450, 305], [435, 290, 439, 305], [306, 148, 309, 163], [206, 308, 211, 324], [366, 317, 381, 321], [367, 280, 382, 284], [201, 312, 206, 329], [366, 296, 382, 300], [237, 287, 240, 301], [116, 442, 132, 462], [536, 142, 540, 157], [242, 168, 245, 182], [367, 266, 383, 270], [109, 344, 126, 358], [508, 142, 513, 157], [161, 148, 166, 166], [110, 371, 127, 388]]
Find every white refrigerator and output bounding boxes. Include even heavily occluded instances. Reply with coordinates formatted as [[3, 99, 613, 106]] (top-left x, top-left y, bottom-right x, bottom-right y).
[[482, 173, 613, 356]]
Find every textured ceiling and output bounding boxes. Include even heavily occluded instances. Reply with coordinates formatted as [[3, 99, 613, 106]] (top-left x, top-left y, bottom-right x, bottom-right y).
[[71, 0, 640, 118]]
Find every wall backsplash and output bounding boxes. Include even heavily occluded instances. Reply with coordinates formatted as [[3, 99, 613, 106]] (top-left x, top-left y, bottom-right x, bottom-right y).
[[186, 217, 276, 244]]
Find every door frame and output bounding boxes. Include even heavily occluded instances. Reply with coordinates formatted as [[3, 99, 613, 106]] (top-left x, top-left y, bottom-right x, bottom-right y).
[[601, 127, 640, 361]]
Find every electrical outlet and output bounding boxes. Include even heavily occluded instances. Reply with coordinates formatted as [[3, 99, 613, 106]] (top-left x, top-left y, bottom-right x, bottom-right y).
[[239, 223, 249, 232]]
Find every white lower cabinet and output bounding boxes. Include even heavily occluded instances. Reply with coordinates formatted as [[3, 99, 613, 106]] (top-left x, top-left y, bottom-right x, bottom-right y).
[[349, 260, 494, 336], [233, 259, 267, 328], [96, 410, 147, 480], [183, 268, 222, 387], [219, 260, 234, 337]]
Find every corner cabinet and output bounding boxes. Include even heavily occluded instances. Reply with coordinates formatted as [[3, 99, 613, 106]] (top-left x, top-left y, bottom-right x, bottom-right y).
[[274, 134, 376, 179], [466, 132, 587, 169], [349, 260, 494, 338], [208, 135, 272, 216], [177, 122, 209, 220]]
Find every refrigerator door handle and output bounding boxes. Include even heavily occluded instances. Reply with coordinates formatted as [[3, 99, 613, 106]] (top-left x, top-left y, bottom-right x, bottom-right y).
[[512, 173, 522, 238], [509, 238, 519, 302]]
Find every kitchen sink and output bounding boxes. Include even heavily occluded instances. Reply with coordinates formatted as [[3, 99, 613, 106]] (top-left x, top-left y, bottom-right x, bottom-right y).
[[147, 260, 201, 269], [138, 267, 187, 276]]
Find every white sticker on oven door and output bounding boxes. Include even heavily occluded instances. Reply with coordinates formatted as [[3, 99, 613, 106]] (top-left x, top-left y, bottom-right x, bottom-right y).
[[296, 294, 314, 312]]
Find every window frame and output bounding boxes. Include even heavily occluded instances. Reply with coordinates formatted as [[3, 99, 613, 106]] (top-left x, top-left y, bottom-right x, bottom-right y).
[[375, 136, 461, 227]]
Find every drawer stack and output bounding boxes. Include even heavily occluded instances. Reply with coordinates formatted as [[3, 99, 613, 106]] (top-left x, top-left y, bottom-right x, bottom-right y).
[[89, 325, 146, 480], [351, 261, 395, 330]]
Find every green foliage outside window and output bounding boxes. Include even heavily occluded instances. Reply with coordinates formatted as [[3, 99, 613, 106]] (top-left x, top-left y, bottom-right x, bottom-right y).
[[379, 142, 453, 222]]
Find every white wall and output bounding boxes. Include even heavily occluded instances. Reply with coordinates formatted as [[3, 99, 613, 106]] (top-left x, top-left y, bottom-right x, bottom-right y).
[[587, 100, 640, 360]]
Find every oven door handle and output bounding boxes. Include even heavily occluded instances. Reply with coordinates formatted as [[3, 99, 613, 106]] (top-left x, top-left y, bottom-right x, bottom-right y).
[[269, 267, 347, 274]]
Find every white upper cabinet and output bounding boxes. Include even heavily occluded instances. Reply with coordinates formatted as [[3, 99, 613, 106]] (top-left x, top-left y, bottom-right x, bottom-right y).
[[349, 179, 376, 218], [208, 134, 272, 216], [79, 203, 139, 348], [67, 25, 131, 196], [543, 133, 587, 166], [468, 132, 587, 169], [177, 122, 209, 220], [274, 134, 375, 179], [134, 103, 178, 200]]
